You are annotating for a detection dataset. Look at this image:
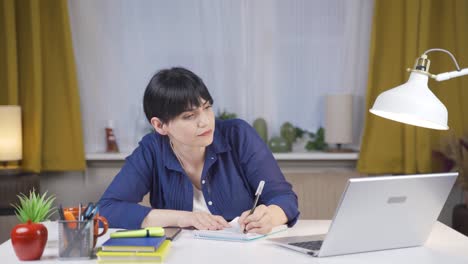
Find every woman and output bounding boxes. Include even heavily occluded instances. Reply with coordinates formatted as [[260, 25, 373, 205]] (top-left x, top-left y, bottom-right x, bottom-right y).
[[99, 67, 299, 234]]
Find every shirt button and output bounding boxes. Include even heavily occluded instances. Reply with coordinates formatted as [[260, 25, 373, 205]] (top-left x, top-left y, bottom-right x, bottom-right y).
[[202, 180, 206, 184], [210, 157, 215, 160], [208, 201, 213, 206]]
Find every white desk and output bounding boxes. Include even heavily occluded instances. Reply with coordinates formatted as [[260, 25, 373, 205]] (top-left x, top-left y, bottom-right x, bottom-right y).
[[1, 220, 467, 263]]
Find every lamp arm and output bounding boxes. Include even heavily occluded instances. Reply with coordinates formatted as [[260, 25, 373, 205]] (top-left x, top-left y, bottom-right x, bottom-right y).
[[434, 68, 468, 81], [423, 48, 461, 71]]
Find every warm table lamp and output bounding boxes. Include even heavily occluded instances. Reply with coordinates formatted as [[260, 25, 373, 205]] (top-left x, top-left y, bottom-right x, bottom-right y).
[[325, 94, 353, 151], [0, 105, 22, 172], [370, 48, 468, 130]]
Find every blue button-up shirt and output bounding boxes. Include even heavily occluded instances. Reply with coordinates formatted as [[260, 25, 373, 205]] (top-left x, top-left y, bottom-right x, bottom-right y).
[[99, 119, 300, 229]]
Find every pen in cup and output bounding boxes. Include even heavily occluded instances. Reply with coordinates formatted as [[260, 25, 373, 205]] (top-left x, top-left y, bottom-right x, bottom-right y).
[[78, 203, 82, 229], [83, 202, 94, 219], [58, 204, 65, 220], [78, 202, 83, 256], [243, 180, 265, 233], [78, 203, 82, 220]]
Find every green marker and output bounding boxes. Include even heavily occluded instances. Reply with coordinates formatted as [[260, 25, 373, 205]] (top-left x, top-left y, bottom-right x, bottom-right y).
[[110, 227, 165, 238]]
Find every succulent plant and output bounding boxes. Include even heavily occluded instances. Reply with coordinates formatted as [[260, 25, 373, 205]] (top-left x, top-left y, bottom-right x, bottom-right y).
[[253, 118, 268, 143], [280, 122, 296, 145], [216, 109, 237, 120], [305, 127, 328, 151], [11, 189, 56, 223], [268, 136, 291, 152], [279, 122, 315, 146], [295, 126, 314, 139]]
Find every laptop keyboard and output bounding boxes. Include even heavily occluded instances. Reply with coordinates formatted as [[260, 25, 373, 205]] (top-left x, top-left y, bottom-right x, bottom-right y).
[[289, 240, 323, 251]]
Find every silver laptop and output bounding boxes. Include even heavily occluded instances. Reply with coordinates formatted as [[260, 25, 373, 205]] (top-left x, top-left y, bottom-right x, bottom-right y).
[[268, 172, 458, 257]]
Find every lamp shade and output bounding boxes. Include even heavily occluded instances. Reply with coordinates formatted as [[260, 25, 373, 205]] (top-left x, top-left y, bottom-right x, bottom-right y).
[[0, 106, 22, 161], [325, 94, 353, 144], [369, 72, 448, 130]]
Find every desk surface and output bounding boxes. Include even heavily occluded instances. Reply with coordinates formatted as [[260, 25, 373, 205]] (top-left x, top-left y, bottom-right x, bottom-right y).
[[1, 220, 467, 263]]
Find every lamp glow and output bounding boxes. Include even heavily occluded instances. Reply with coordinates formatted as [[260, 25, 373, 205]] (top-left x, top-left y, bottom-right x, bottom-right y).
[[0, 106, 22, 162], [370, 49, 468, 130]]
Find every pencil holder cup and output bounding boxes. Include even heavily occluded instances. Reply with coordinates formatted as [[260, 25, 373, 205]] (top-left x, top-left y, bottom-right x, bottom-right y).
[[58, 220, 93, 259], [63, 206, 108, 248]]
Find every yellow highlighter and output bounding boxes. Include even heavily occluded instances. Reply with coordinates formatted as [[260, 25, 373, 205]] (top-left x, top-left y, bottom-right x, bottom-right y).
[[110, 227, 165, 238]]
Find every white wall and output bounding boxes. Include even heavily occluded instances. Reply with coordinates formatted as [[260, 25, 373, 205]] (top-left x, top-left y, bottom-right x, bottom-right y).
[[68, 0, 374, 153]]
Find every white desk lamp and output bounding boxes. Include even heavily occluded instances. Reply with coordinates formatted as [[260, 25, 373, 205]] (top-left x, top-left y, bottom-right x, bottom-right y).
[[370, 48, 468, 130]]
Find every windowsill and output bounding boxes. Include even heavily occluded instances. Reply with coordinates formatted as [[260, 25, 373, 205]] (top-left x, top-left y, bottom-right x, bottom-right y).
[[85, 151, 359, 161]]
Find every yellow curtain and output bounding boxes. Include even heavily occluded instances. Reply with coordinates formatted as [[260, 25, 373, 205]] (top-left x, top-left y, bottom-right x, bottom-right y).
[[0, 0, 85, 172], [358, 0, 468, 174]]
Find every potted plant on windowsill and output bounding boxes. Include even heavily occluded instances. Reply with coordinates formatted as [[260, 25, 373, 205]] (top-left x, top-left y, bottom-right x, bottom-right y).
[[10, 189, 56, 260]]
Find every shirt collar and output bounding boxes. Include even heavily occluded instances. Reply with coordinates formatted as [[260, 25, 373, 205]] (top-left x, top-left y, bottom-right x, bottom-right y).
[[162, 126, 231, 172], [209, 126, 231, 154]]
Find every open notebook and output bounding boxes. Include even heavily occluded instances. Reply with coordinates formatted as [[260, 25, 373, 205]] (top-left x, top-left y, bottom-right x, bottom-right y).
[[193, 217, 288, 242]]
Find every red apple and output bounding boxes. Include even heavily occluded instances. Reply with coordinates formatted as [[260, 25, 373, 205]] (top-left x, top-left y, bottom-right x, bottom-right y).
[[11, 220, 48, 260]]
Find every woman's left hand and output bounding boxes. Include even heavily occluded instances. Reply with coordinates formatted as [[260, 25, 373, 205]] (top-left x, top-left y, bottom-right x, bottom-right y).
[[238, 204, 275, 234]]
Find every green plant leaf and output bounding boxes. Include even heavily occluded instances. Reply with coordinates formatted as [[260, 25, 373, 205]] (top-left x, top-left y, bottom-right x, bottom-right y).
[[10, 189, 56, 223], [304, 127, 328, 151], [216, 109, 237, 120]]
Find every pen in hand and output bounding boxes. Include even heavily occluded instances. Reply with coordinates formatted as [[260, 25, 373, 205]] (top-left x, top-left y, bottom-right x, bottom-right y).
[[243, 180, 265, 233]]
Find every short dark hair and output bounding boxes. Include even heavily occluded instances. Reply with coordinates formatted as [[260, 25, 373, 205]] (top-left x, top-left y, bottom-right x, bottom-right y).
[[143, 67, 214, 123]]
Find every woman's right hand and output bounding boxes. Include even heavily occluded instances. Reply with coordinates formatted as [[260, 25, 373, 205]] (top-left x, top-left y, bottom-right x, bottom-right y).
[[178, 211, 230, 230]]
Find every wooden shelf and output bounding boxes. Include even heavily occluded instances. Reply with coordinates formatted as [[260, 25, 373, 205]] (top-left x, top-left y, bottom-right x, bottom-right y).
[[86, 152, 129, 161]]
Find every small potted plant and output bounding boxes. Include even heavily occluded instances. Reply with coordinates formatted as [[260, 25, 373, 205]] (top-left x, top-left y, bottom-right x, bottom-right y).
[[10, 189, 56, 260]]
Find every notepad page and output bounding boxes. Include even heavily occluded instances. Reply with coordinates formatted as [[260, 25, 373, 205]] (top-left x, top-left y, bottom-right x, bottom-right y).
[[193, 217, 287, 241]]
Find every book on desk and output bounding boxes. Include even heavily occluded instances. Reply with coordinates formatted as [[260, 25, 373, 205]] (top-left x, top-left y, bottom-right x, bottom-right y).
[[97, 240, 171, 263], [98, 228, 171, 263], [101, 236, 166, 252]]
